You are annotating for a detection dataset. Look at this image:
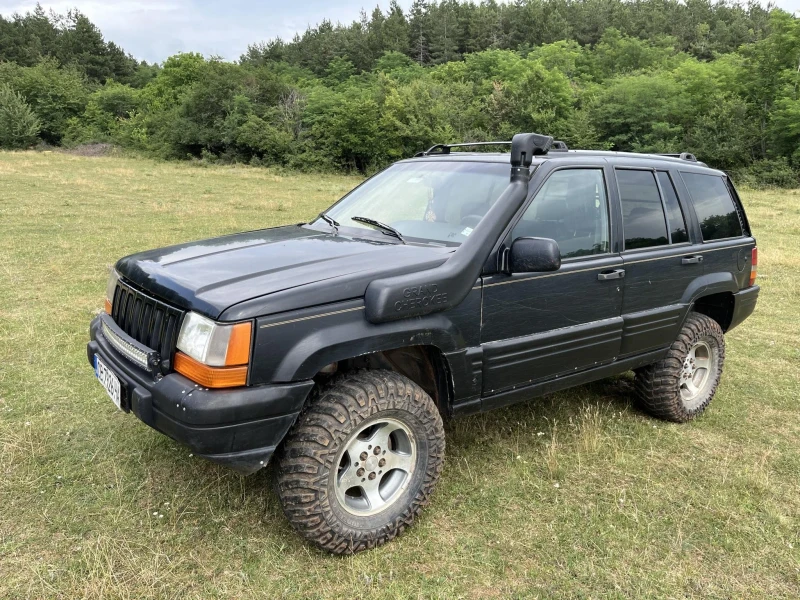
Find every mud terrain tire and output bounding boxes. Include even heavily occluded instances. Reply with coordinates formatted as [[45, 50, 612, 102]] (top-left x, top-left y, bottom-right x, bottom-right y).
[[635, 312, 725, 423], [276, 370, 445, 554]]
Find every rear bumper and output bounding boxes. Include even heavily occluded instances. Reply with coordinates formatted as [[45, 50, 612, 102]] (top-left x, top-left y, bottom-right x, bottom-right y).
[[728, 284, 760, 331], [88, 315, 314, 474]]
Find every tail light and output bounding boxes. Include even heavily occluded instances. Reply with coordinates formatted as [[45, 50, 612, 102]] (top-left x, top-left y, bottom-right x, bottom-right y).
[[749, 247, 757, 287]]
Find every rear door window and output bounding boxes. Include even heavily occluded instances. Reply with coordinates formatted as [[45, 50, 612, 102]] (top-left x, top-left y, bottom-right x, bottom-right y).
[[656, 171, 689, 243], [681, 172, 743, 241], [616, 169, 668, 250]]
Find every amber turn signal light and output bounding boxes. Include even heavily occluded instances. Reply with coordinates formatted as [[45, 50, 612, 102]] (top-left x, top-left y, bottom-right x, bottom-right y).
[[174, 352, 248, 388], [225, 321, 252, 366], [104, 299, 113, 314]]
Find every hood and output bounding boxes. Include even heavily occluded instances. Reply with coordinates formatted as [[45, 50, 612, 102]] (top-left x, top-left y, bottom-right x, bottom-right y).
[[115, 225, 451, 320]]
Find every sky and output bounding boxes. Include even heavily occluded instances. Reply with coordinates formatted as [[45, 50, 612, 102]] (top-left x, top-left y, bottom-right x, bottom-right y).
[[1, 0, 797, 64]]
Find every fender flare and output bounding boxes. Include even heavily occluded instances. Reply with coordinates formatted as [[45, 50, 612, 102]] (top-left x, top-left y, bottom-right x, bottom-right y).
[[680, 271, 739, 306], [272, 313, 460, 381], [251, 295, 479, 384]]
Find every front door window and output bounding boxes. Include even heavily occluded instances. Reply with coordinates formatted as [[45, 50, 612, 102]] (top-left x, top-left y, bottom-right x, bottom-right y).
[[512, 168, 609, 259]]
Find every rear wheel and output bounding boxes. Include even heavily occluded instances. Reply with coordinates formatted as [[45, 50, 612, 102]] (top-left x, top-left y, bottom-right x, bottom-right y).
[[635, 312, 725, 422], [276, 370, 445, 554]]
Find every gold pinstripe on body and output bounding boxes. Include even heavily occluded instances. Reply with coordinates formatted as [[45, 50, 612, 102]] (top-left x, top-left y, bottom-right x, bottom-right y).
[[259, 306, 364, 329]]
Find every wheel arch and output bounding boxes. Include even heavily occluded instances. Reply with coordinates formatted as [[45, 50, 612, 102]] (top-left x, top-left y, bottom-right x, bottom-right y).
[[692, 291, 736, 332], [319, 345, 454, 417], [252, 304, 467, 415], [680, 272, 739, 332]]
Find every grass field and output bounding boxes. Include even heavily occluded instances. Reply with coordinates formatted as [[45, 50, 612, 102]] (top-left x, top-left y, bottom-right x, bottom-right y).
[[1, 151, 798, 599]]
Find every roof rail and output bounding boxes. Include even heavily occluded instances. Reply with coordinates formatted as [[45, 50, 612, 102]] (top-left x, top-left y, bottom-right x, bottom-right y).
[[414, 141, 511, 157], [656, 152, 698, 162], [550, 140, 569, 151], [414, 135, 554, 158]]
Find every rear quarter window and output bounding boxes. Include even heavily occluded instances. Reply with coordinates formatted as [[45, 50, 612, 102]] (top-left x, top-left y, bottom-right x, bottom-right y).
[[681, 172, 743, 241]]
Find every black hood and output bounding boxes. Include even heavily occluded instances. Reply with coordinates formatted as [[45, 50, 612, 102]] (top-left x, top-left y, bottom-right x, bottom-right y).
[[115, 225, 451, 320]]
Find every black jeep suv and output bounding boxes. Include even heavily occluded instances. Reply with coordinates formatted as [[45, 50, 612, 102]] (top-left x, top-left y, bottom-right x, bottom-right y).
[[88, 134, 759, 554]]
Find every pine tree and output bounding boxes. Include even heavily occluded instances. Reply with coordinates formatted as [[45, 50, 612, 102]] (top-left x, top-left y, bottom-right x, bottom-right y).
[[430, 0, 461, 64], [408, 0, 430, 64], [382, 1, 410, 55], [0, 84, 40, 149], [365, 7, 386, 65]]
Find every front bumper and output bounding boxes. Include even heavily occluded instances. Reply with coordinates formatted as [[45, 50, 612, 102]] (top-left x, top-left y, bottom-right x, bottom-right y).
[[88, 315, 314, 474]]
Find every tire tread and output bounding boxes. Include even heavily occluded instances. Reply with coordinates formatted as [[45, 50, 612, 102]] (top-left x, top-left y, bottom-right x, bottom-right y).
[[276, 369, 445, 555], [634, 311, 725, 422]]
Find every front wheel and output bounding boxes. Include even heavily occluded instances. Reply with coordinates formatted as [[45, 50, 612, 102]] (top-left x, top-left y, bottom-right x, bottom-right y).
[[635, 312, 725, 422], [275, 370, 445, 554]]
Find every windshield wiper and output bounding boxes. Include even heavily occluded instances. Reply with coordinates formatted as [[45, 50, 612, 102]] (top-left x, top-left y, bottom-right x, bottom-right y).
[[351, 216, 406, 244], [318, 212, 339, 234]]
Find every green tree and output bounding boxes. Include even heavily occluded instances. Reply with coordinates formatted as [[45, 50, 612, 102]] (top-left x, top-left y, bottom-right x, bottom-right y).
[[589, 28, 679, 81], [409, 0, 431, 64], [383, 1, 410, 55], [0, 83, 40, 148], [65, 81, 140, 144], [429, 0, 461, 64], [378, 76, 472, 159], [169, 60, 249, 157], [325, 57, 356, 85], [589, 73, 686, 152], [303, 86, 382, 170], [738, 11, 800, 157], [0, 58, 89, 144], [772, 96, 800, 164]]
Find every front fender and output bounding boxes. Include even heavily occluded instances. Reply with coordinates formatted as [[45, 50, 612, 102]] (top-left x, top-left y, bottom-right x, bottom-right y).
[[249, 293, 480, 384]]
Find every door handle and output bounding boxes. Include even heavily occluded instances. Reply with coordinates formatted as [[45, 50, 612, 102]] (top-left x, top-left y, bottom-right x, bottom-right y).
[[681, 255, 704, 265], [598, 269, 625, 281]]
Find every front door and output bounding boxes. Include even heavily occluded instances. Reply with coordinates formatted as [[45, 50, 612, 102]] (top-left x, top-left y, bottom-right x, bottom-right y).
[[480, 166, 624, 397]]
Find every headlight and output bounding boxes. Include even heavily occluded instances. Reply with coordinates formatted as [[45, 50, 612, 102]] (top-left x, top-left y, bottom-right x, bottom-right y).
[[176, 312, 252, 367], [175, 312, 253, 388], [105, 269, 120, 314]]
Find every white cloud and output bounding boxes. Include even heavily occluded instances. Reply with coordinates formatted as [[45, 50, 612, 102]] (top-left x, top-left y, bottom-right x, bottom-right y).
[[1, 0, 410, 62], [1, 0, 796, 64]]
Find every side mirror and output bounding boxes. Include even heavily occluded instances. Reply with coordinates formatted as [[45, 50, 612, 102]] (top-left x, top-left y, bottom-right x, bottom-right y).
[[508, 237, 561, 273]]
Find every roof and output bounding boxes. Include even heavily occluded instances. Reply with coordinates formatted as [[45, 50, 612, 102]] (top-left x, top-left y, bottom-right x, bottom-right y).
[[403, 149, 717, 171]]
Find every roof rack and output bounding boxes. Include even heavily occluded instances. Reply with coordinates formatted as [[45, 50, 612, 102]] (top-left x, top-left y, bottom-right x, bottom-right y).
[[414, 136, 560, 157], [415, 141, 510, 157], [656, 152, 698, 162]]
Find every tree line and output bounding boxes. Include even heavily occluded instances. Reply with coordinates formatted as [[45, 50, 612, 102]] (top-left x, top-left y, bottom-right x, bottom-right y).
[[0, 1, 798, 186]]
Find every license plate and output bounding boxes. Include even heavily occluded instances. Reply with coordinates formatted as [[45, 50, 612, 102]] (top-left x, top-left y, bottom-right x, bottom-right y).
[[95, 354, 122, 410]]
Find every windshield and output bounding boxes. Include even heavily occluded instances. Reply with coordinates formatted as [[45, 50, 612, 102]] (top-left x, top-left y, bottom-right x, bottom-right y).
[[319, 161, 511, 245]]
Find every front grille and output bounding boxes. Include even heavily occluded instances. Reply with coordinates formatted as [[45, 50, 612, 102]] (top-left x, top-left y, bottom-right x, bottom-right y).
[[110, 279, 185, 373]]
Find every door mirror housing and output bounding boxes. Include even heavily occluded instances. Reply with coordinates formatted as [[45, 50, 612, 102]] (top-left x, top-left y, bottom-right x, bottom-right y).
[[508, 237, 561, 273]]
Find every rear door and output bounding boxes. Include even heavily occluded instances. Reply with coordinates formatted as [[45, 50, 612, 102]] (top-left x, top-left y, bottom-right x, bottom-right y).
[[614, 167, 701, 356], [480, 164, 624, 397], [679, 171, 751, 289]]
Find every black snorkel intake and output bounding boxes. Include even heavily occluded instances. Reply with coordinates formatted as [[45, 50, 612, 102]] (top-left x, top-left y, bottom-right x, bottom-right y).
[[364, 132, 553, 324]]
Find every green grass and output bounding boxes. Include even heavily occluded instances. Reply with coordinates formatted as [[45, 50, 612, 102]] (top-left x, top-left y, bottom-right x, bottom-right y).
[[1, 151, 798, 599]]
